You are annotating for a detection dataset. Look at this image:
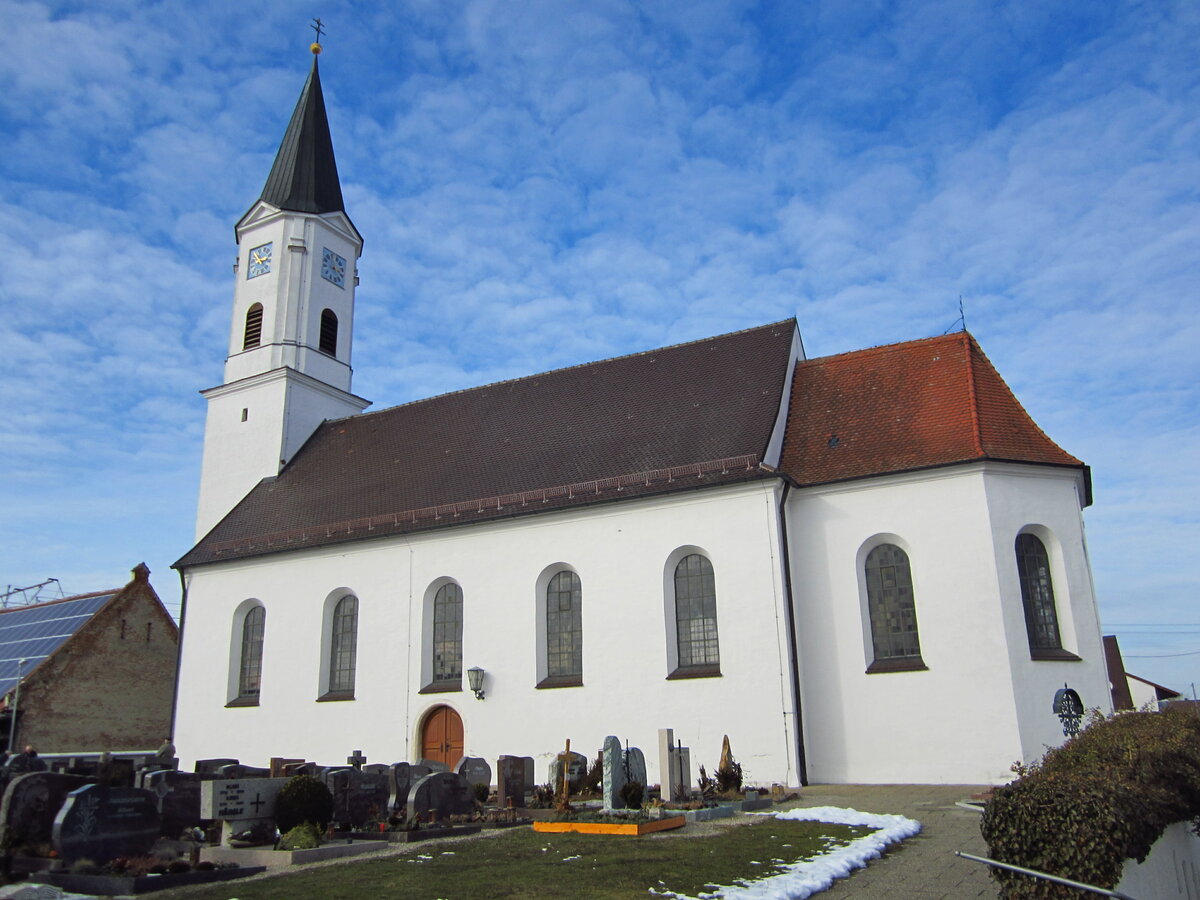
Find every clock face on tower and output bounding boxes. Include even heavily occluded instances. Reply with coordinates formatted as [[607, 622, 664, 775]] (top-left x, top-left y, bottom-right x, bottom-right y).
[[321, 247, 347, 288], [247, 242, 273, 279]]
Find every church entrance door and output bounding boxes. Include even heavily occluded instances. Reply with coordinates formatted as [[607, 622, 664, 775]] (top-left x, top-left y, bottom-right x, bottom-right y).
[[420, 705, 464, 770]]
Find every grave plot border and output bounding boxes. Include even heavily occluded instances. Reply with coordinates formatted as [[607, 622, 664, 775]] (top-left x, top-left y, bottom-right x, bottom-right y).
[[32, 865, 266, 895], [532, 815, 685, 836]]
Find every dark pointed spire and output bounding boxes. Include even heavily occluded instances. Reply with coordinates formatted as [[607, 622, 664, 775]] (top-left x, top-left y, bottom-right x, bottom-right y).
[[259, 57, 345, 215]]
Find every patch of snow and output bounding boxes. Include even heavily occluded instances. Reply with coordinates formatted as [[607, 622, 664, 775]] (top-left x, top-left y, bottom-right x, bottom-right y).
[[658, 806, 921, 900]]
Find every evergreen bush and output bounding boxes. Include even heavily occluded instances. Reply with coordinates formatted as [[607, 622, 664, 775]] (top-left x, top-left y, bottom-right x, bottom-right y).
[[619, 780, 645, 810], [274, 774, 334, 833], [981, 706, 1200, 898], [279, 822, 323, 850]]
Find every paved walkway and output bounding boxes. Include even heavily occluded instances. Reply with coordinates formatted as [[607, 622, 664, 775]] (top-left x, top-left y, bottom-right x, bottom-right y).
[[780, 784, 998, 899]]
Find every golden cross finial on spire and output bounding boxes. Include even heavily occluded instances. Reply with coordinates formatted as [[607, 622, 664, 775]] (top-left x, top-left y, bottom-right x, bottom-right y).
[[310, 17, 326, 54]]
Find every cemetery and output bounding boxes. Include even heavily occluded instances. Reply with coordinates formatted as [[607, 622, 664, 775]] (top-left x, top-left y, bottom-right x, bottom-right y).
[[0, 727, 796, 895], [0, 713, 1189, 897]]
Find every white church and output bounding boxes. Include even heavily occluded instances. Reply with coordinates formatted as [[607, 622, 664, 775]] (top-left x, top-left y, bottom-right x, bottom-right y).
[[172, 51, 1113, 787]]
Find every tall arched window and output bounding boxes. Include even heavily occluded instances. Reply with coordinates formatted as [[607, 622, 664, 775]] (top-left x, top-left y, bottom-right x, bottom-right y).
[[674, 554, 720, 673], [431, 583, 463, 687], [319, 309, 338, 356], [243, 303, 264, 350], [546, 571, 582, 681], [237, 605, 265, 700], [327, 594, 358, 695], [1016, 533, 1063, 654], [864, 544, 925, 672]]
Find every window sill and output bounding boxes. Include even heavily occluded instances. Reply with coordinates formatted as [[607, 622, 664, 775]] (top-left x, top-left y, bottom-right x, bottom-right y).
[[866, 657, 928, 674], [419, 681, 462, 694], [316, 691, 355, 702], [667, 664, 722, 680], [536, 675, 583, 689], [225, 696, 260, 708], [1030, 648, 1082, 662]]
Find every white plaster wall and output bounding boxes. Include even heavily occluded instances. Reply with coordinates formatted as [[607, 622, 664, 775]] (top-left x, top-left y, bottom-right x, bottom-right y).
[[175, 480, 803, 787], [788, 465, 1075, 785], [979, 465, 1112, 766], [1116, 821, 1200, 899], [1127, 677, 1163, 711]]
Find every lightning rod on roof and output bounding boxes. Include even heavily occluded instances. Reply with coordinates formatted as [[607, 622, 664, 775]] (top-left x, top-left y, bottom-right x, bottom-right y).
[[942, 295, 966, 335]]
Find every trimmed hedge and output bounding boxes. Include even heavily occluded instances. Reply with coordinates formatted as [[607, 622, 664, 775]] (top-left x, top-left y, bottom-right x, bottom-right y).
[[981, 706, 1200, 899]]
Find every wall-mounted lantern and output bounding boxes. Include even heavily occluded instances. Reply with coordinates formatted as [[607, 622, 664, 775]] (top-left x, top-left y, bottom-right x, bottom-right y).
[[467, 666, 486, 700]]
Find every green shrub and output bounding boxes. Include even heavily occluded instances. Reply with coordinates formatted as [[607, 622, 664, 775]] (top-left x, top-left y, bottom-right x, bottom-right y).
[[274, 774, 334, 833], [279, 822, 323, 850], [981, 706, 1200, 899], [473, 782, 490, 804]]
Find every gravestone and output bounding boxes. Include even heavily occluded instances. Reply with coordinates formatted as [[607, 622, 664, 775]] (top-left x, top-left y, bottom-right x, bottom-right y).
[[658, 729, 692, 802], [521, 756, 535, 788], [363, 763, 390, 776], [405, 772, 475, 826], [194, 758, 239, 776], [418, 757, 450, 774], [547, 751, 588, 793], [0, 772, 92, 848], [325, 767, 390, 830], [218, 763, 270, 779], [52, 785, 160, 863], [143, 769, 202, 838], [624, 746, 647, 806], [601, 736, 627, 809], [496, 756, 528, 808], [388, 763, 431, 812], [199, 777, 289, 847], [454, 756, 492, 790], [270, 757, 305, 777]]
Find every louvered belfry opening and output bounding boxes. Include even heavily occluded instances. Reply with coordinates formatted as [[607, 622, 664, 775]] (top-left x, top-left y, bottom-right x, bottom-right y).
[[243, 303, 264, 350], [319, 308, 338, 356]]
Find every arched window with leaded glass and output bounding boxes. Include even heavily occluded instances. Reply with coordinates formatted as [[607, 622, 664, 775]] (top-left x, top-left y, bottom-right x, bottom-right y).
[[422, 582, 463, 692], [1016, 533, 1064, 656], [546, 571, 582, 681], [864, 543, 925, 672], [326, 594, 358, 696], [672, 553, 720, 676], [236, 605, 265, 702]]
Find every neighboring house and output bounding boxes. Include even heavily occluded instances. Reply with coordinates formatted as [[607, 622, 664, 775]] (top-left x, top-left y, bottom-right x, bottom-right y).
[[1103, 634, 1182, 711], [172, 52, 1112, 786], [0, 564, 178, 753]]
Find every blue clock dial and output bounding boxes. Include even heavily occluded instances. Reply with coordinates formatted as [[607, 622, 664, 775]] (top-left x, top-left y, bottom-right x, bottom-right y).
[[247, 242, 273, 279], [321, 247, 347, 288]]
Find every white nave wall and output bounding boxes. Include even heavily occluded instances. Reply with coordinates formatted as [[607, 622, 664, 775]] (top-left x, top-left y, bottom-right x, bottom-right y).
[[175, 480, 802, 787]]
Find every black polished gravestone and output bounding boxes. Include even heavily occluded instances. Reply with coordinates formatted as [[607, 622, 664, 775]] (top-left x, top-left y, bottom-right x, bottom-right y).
[[405, 772, 475, 826], [218, 764, 270, 780], [496, 756, 528, 809], [388, 763, 431, 812], [454, 756, 492, 790], [193, 758, 239, 777], [52, 785, 160, 863], [325, 768, 390, 830], [0, 772, 93, 848], [417, 757, 450, 774], [142, 770, 201, 838]]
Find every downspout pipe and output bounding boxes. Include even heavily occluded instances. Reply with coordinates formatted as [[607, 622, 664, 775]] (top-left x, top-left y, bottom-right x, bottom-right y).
[[170, 567, 190, 741], [777, 480, 808, 785]]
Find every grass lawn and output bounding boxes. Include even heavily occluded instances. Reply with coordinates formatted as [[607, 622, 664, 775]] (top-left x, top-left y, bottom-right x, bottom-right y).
[[154, 817, 875, 899]]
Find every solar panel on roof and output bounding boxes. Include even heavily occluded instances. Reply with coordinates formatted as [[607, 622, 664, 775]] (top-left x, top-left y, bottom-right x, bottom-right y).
[[0, 594, 114, 695]]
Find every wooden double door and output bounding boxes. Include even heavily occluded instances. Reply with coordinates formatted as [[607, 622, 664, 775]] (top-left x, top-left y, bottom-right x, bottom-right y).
[[420, 704, 464, 770]]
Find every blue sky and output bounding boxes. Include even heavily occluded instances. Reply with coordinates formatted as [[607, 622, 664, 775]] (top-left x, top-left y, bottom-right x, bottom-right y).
[[1, 0, 1197, 695]]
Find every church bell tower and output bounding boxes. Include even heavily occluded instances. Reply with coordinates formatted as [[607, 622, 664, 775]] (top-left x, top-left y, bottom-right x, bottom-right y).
[[195, 46, 369, 540]]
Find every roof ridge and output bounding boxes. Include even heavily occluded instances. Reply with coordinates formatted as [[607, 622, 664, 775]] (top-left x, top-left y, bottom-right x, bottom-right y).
[[798, 330, 964, 366], [962, 331, 985, 458], [338, 318, 798, 425]]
